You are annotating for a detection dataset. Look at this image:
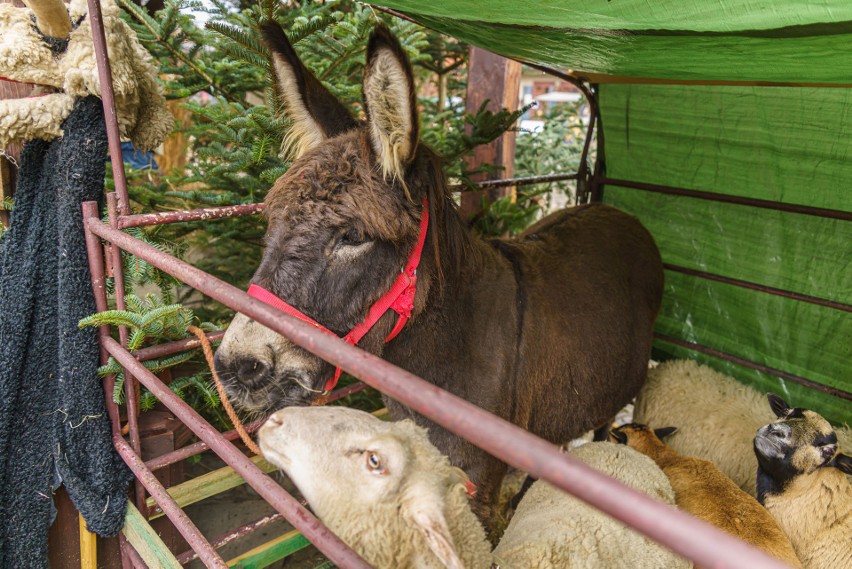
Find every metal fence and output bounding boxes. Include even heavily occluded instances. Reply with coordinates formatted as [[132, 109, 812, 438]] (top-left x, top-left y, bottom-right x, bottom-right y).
[[81, 0, 795, 566]]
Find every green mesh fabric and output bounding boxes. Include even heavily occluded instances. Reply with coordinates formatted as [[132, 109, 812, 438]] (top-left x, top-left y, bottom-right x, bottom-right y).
[[600, 85, 850, 424], [374, 1, 852, 83]]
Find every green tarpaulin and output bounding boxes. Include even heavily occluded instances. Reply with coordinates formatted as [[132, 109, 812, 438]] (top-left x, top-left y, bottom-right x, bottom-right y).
[[375, 2, 851, 423]]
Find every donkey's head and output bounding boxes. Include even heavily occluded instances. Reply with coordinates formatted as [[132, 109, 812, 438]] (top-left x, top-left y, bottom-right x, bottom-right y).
[[214, 22, 457, 414]]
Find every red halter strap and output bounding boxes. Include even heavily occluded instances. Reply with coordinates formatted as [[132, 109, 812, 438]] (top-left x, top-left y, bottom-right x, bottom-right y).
[[247, 200, 429, 394]]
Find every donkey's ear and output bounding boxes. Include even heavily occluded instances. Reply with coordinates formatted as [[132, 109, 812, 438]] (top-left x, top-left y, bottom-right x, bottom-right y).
[[767, 393, 792, 418], [260, 22, 357, 158], [363, 24, 419, 184]]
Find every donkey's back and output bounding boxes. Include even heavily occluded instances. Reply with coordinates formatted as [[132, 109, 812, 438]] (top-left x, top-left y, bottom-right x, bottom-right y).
[[507, 203, 663, 443]]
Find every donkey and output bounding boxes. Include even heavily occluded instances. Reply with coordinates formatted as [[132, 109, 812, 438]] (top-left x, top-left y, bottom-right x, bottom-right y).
[[214, 22, 664, 528]]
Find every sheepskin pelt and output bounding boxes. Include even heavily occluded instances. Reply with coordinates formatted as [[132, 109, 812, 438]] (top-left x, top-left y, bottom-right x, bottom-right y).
[[0, 0, 172, 150], [494, 443, 691, 569], [634, 359, 852, 497]]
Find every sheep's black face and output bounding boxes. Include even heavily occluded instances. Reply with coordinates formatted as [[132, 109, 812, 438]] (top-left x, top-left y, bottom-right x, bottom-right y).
[[754, 394, 841, 500]]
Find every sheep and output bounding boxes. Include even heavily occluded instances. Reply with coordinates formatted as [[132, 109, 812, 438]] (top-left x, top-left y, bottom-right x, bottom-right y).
[[258, 406, 691, 569], [754, 394, 852, 569], [633, 359, 852, 497], [610, 423, 802, 568]]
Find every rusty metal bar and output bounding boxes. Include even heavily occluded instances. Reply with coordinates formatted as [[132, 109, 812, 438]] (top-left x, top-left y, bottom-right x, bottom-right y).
[[605, 178, 852, 221], [664, 263, 852, 313], [86, 0, 130, 215], [654, 333, 852, 401], [449, 172, 578, 192], [118, 203, 266, 229], [143, 418, 264, 472], [107, 193, 147, 514], [325, 381, 368, 403], [134, 330, 226, 362], [82, 202, 122, 436], [113, 174, 581, 229], [87, 215, 791, 569], [144, 379, 364, 472], [119, 537, 146, 569], [114, 435, 228, 568], [101, 334, 372, 569], [174, 512, 286, 565]]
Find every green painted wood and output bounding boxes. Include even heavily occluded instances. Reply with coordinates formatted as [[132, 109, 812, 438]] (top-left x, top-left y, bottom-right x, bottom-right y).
[[227, 530, 312, 569], [147, 455, 276, 520], [122, 501, 182, 569]]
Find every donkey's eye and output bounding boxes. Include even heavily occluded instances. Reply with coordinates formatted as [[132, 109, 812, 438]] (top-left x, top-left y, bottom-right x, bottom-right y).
[[340, 229, 366, 247]]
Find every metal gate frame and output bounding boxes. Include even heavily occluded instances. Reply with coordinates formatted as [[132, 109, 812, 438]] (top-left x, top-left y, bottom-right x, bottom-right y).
[[79, 0, 794, 567]]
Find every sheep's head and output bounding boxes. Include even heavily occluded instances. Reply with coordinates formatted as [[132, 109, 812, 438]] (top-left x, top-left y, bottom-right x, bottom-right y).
[[258, 406, 489, 569], [754, 394, 852, 496], [609, 423, 678, 458]]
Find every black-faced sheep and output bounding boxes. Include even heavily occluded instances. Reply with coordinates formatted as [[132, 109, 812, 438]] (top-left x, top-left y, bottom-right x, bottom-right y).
[[258, 406, 690, 569], [611, 423, 802, 568], [633, 359, 852, 497], [754, 394, 852, 569]]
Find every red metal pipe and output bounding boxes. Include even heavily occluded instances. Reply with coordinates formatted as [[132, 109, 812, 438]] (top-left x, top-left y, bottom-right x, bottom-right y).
[[605, 178, 852, 221], [119, 536, 146, 569], [118, 203, 266, 229], [107, 193, 147, 514], [144, 379, 365, 471], [143, 418, 264, 473], [87, 215, 792, 569], [663, 263, 852, 313], [102, 335, 372, 569], [86, 0, 131, 215], [325, 381, 368, 403], [134, 330, 226, 362], [655, 333, 852, 400], [448, 172, 579, 192], [82, 202, 122, 436], [174, 512, 286, 565], [113, 175, 579, 229], [114, 435, 229, 568]]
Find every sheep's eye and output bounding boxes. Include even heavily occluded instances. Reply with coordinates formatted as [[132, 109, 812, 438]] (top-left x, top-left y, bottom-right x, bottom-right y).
[[340, 229, 365, 247], [366, 452, 383, 472]]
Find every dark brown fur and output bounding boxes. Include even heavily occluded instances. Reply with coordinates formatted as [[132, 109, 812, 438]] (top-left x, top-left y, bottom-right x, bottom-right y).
[[215, 23, 664, 528]]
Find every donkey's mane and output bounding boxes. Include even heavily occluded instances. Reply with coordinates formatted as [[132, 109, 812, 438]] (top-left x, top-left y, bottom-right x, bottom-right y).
[[415, 146, 481, 291]]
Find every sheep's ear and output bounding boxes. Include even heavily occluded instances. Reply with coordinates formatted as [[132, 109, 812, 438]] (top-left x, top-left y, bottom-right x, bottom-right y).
[[609, 429, 628, 445], [767, 394, 792, 418], [654, 426, 678, 440], [830, 453, 852, 475], [363, 24, 419, 184], [260, 22, 356, 158], [403, 481, 464, 569]]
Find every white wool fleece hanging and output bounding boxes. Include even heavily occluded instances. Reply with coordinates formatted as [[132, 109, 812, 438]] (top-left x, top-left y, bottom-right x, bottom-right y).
[[0, 0, 173, 150]]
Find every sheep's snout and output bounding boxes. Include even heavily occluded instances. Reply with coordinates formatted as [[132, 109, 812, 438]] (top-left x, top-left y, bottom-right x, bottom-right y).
[[754, 424, 790, 459]]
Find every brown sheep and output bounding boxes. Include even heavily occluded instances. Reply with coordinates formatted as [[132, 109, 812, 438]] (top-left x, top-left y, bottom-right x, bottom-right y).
[[611, 423, 802, 568], [755, 394, 852, 569]]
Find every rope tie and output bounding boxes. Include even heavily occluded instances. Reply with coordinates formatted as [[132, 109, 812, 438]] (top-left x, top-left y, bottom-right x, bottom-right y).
[[189, 326, 261, 456]]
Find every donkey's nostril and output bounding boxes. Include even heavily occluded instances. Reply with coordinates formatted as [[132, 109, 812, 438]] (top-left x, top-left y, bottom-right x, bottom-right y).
[[235, 356, 270, 387]]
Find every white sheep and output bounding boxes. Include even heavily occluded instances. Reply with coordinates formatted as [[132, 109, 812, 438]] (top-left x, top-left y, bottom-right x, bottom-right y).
[[755, 394, 852, 569], [258, 406, 690, 569], [634, 359, 852, 497]]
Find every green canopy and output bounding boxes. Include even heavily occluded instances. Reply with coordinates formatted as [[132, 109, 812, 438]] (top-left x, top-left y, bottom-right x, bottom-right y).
[[376, 1, 851, 423]]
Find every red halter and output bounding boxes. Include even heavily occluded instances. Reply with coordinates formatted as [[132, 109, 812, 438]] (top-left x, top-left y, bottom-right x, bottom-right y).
[[247, 200, 429, 394]]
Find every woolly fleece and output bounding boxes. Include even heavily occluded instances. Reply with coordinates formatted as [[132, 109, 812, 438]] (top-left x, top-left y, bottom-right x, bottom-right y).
[[494, 442, 691, 569], [634, 360, 852, 497], [764, 465, 852, 569], [0, 0, 172, 150]]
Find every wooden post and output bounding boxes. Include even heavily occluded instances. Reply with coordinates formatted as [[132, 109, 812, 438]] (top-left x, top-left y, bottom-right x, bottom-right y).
[[459, 47, 522, 219]]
